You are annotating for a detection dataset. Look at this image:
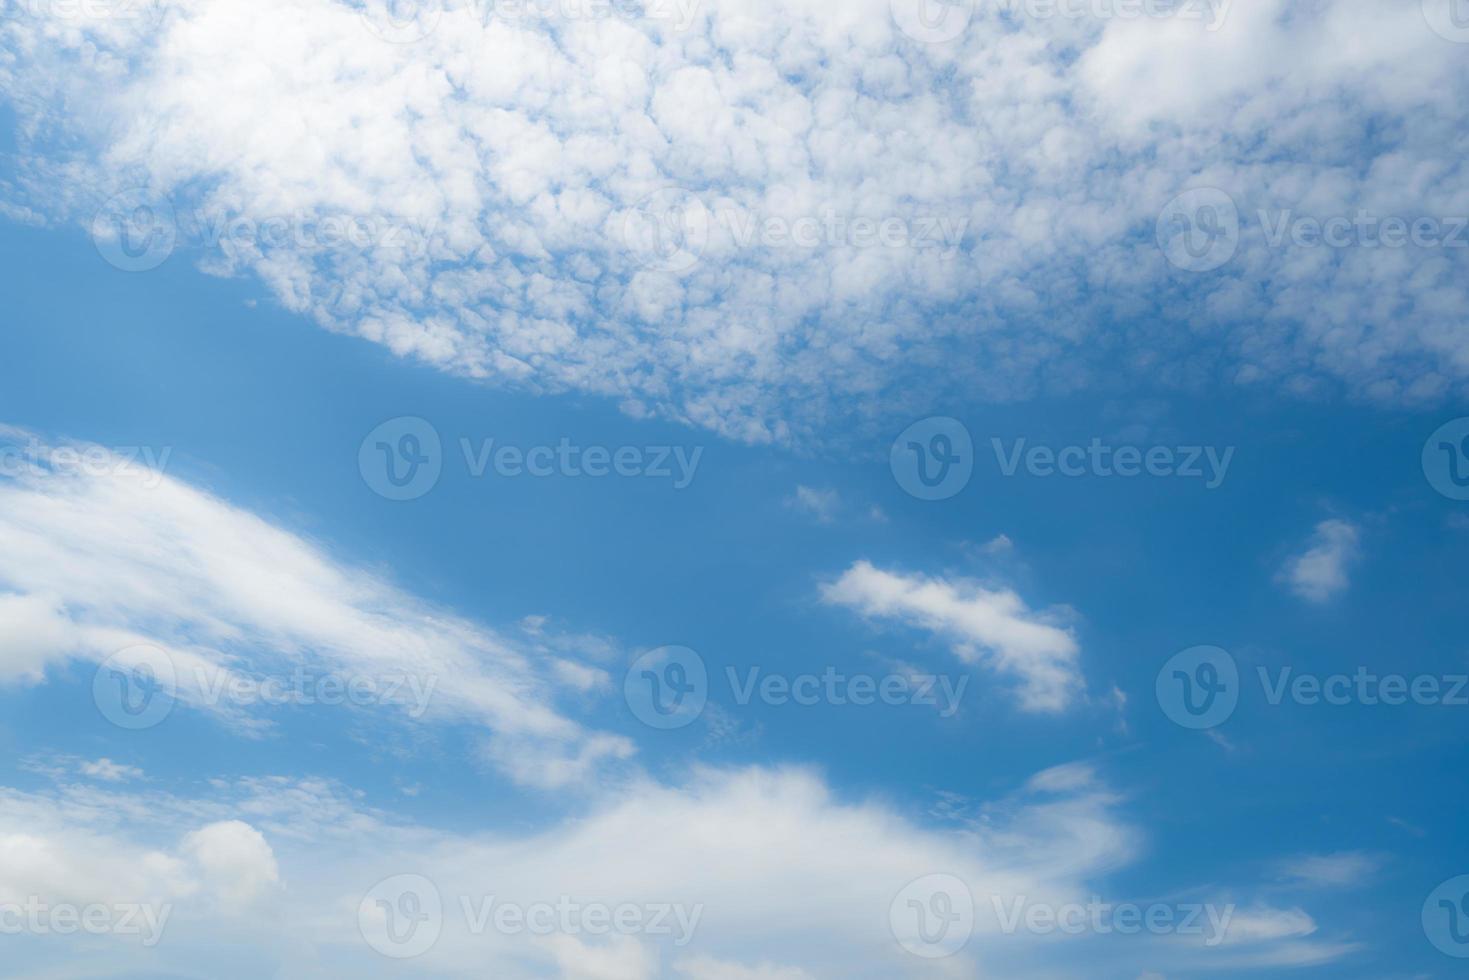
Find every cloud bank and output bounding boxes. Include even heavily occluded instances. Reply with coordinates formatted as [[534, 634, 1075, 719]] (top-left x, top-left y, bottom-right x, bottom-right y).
[[2, 0, 1467, 443]]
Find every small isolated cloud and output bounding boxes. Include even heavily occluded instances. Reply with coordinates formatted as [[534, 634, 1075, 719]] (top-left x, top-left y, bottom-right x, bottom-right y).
[[820, 561, 1082, 712], [980, 534, 1015, 555], [78, 759, 143, 783], [1276, 852, 1381, 888], [785, 486, 840, 524], [1279, 520, 1360, 603]]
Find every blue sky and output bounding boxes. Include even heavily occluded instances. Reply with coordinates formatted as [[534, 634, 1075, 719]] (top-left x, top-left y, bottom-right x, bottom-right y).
[[3, 1, 1469, 978]]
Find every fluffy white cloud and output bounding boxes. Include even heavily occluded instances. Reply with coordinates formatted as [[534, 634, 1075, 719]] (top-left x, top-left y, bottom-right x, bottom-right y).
[[0, 428, 630, 786], [180, 820, 282, 908], [1, 0, 1466, 443], [821, 560, 1082, 711], [1279, 519, 1360, 603], [0, 763, 1130, 977], [0, 761, 1356, 977]]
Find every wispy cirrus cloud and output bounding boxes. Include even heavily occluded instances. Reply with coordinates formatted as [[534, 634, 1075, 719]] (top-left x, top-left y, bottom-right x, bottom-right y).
[[0, 427, 630, 787]]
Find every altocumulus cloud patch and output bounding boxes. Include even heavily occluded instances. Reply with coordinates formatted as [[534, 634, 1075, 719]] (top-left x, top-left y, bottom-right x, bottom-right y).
[[3, 0, 1469, 445]]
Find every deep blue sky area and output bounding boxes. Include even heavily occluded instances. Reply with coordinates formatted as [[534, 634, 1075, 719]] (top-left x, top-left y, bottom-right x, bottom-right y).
[[4, 212, 1468, 977]]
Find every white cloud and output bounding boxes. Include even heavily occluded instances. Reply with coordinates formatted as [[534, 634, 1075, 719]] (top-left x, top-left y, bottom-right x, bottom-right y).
[[675, 957, 814, 980], [1279, 519, 1360, 603], [180, 820, 282, 908], [1, 1, 1466, 443], [0, 762, 1358, 977], [0, 763, 1139, 977], [79, 758, 145, 782], [785, 486, 839, 524], [1275, 852, 1381, 888], [821, 561, 1082, 712], [0, 429, 630, 787]]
